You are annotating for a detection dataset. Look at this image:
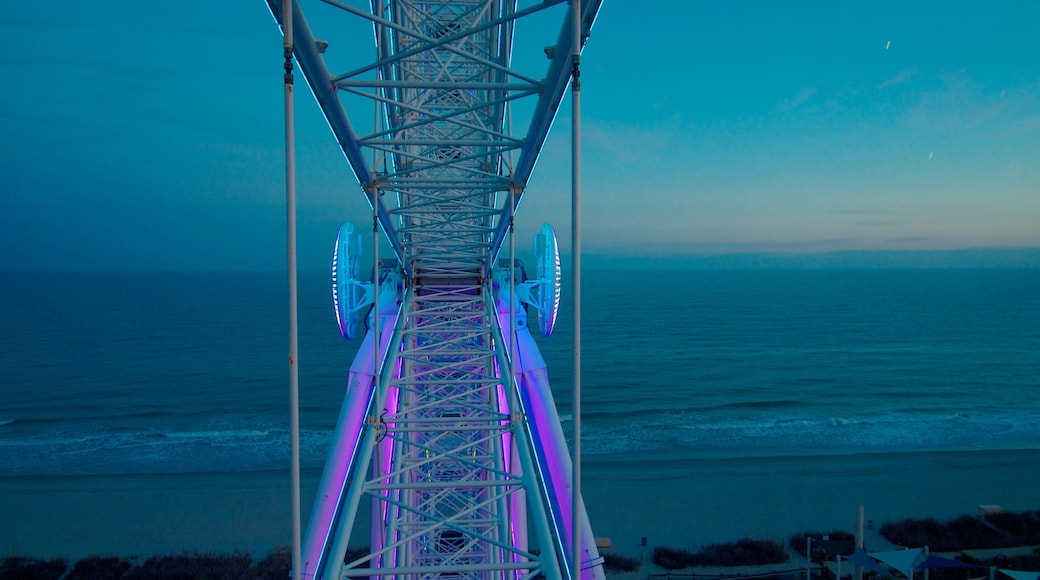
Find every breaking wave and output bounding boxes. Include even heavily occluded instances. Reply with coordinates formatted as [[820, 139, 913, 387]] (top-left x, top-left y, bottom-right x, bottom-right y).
[[2, 408, 1037, 477]]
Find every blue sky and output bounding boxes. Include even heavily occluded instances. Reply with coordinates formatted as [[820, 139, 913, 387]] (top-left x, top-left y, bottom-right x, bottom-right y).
[[2, 2, 1038, 271]]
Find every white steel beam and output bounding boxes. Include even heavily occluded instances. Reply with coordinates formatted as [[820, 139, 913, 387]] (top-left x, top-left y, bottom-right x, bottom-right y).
[[266, 2, 606, 579]]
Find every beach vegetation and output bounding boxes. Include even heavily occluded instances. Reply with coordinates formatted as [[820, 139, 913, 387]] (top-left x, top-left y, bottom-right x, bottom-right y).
[[121, 552, 252, 580], [694, 538, 789, 567], [880, 514, 1025, 551], [984, 510, 1040, 545], [0, 556, 68, 580], [601, 552, 640, 573], [67, 556, 134, 580], [237, 549, 290, 580], [928, 552, 1040, 580], [954, 552, 979, 565], [652, 539, 789, 569], [789, 530, 856, 562], [1003, 553, 1040, 573], [652, 546, 698, 570]]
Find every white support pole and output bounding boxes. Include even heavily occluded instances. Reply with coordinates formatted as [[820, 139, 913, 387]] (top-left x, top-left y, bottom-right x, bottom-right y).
[[371, 189, 381, 559], [807, 537, 812, 580], [856, 505, 865, 580], [569, 1, 582, 579], [508, 186, 515, 351], [370, 10, 383, 564], [509, 185, 516, 399], [282, 2, 302, 580], [508, 186, 519, 560]]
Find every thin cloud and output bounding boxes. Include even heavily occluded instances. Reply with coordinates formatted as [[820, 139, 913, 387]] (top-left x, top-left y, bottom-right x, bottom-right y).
[[885, 236, 937, 245], [1005, 115, 1040, 137], [878, 65, 918, 89], [903, 71, 1027, 132], [775, 87, 816, 112], [591, 236, 872, 256], [828, 208, 902, 216]]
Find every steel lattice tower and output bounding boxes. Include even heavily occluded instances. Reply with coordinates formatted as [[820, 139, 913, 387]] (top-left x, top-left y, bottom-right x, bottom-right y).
[[266, 2, 604, 579]]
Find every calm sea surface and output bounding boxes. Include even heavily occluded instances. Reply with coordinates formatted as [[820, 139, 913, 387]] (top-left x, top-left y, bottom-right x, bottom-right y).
[[2, 269, 1039, 477]]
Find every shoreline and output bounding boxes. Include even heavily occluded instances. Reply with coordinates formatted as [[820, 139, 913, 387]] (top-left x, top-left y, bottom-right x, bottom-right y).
[[2, 448, 1038, 561]]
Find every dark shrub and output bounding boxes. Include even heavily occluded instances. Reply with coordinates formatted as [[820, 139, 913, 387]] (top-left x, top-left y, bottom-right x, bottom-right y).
[[652, 546, 696, 570], [881, 517, 945, 548], [956, 552, 980, 565], [652, 539, 789, 569], [0, 556, 68, 580], [947, 515, 1007, 550], [789, 530, 856, 560], [693, 538, 789, 567], [122, 552, 251, 580], [986, 510, 1040, 545], [67, 556, 133, 580], [1001, 553, 1040, 572], [239, 550, 290, 580], [882, 515, 1016, 552], [601, 553, 640, 573]]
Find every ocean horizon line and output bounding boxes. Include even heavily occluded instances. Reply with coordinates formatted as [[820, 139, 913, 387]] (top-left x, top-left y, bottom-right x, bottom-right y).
[[2, 246, 1040, 273]]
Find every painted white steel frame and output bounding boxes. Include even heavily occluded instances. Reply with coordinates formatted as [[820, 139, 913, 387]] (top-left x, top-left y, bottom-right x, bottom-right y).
[[267, 1, 603, 579]]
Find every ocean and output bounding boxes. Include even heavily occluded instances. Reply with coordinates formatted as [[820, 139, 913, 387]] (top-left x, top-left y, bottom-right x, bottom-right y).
[[2, 268, 1040, 478]]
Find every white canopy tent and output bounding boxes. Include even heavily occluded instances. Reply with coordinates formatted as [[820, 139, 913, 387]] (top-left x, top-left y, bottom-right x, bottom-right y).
[[871, 548, 925, 580]]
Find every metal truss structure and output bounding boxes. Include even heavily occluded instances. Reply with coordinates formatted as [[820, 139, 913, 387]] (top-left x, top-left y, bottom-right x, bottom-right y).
[[266, 2, 603, 579]]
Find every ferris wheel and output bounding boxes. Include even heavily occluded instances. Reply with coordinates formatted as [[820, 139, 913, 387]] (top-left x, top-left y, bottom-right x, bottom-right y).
[[267, 2, 604, 579]]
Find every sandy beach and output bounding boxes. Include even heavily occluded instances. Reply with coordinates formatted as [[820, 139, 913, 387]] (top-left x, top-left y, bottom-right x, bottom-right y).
[[582, 448, 1040, 556], [0, 470, 316, 559], [2, 448, 1038, 561]]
